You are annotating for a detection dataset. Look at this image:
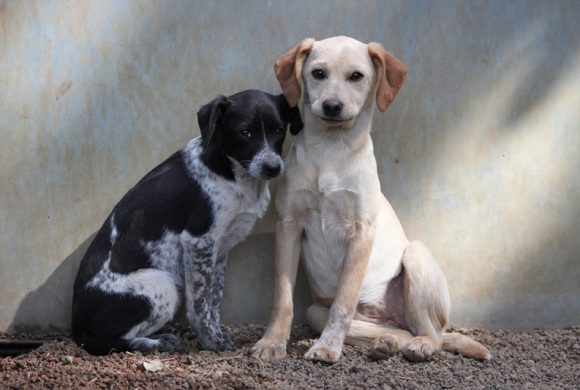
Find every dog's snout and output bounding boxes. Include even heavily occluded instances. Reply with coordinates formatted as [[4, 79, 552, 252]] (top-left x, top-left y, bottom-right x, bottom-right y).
[[322, 99, 343, 117], [262, 162, 281, 178]]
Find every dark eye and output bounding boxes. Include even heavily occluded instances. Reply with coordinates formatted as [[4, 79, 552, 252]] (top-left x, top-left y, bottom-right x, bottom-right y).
[[240, 130, 251, 138], [311, 69, 326, 80], [275, 127, 284, 135], [349, 72, 364, 82]]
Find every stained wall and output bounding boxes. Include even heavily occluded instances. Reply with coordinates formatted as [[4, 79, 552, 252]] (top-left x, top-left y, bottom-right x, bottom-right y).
[[1, 0, 578, 332]]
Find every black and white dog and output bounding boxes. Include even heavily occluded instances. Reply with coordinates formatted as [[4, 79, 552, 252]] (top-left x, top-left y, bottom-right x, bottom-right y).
[[72, 90, 302, 355]]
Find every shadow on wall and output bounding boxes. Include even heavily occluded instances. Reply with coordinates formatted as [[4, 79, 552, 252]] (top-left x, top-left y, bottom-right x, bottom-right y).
[[221, 233, 312, 326], [7, 234, 95, 334], [7, 231, 312, 334]]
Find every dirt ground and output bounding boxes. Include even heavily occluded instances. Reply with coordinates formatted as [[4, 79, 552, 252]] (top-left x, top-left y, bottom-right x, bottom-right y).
[[1, 324, 578, 389]]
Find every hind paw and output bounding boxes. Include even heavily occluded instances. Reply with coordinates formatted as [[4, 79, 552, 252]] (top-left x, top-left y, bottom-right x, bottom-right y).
[[370, 334, 401, 360], [402, 337, 436, 362], [154, 333, 182, 352]]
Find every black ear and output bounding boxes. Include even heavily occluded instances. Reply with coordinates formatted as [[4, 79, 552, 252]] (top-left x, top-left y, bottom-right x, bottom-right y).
[[197, 95, 232, 145], [288, 106, 304, 135], [276, 94, 304, 135]]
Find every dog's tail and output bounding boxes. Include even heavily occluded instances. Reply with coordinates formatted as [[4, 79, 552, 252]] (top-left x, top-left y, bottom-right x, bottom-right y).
[[442, 332, 492, 360], [73, 331, 131, 356]]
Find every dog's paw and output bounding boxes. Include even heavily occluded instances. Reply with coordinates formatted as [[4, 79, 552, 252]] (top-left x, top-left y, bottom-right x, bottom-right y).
[[304, 343, 341, 364], [198, 333, 236, 352], [251, 338, 287, 362], [402, 336, 435, 362], [219, 336, 236, 352], [219, 326, 234, 345], [370, 334, 401, 360], [154, 333, 182, 352]]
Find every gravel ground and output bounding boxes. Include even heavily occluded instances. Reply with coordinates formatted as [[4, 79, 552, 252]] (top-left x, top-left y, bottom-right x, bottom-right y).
[[1, 324, 578, 389]]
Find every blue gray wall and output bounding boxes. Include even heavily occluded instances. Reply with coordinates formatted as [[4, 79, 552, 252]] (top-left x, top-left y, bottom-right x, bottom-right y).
[[1, 0, 579, 332]]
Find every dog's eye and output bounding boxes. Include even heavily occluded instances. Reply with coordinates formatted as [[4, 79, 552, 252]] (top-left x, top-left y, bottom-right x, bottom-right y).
[[275, 127, 284, 135], [349, 72, 364, 82], [240, 130, 252, 138], [311, 69, 326, 80]]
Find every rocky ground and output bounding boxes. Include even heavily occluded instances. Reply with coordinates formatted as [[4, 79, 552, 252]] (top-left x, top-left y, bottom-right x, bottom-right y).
[[1, 324, 578, 389]]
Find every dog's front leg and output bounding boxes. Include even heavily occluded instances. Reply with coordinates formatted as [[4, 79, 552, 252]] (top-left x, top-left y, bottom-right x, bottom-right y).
[[210, 255, 234, 349], [182, 237, 229, 351], [305, 223, 375, 363], [251, 219, 303, 361]]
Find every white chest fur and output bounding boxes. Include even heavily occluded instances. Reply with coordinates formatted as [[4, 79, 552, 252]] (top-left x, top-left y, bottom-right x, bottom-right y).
[[215, 170, 270, 258]]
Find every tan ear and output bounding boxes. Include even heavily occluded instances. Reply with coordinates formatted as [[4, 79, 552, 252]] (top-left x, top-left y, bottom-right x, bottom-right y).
[[274, 38, 315, 107], [368, 42, 407, 112]]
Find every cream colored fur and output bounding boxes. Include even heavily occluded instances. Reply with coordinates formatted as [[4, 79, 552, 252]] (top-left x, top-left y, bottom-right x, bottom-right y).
[[252, 36, 491, 363]]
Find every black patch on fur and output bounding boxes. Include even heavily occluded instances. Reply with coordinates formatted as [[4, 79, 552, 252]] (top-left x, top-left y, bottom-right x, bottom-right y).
[[72, 288, 151, 355]]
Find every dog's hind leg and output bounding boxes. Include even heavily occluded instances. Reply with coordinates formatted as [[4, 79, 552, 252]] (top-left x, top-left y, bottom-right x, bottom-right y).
[[388, 240, 450, 361], [306, 303, 414, 358], [308, 243, 491, 361], [393, 241, 491, 361], [122, 268, 181, 352], [307, 241, 450, 362]]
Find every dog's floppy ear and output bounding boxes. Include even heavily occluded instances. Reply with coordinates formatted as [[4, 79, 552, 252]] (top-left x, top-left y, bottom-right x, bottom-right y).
[[288, 106, 304, 135], [275, 38, 315, 107], [197, 95, 232, 145], [275, 94, 304, 135], [368, 43, 407, 112]]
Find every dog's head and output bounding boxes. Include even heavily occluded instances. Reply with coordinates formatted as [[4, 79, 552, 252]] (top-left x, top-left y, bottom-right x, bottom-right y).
[[275, 36, 407, 130], [197, 90, 302, 180]]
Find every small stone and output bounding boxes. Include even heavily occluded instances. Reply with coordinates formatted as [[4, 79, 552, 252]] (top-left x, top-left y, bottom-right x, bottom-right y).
[[61, 355, 74, 364], [142, 359, 165, 372]]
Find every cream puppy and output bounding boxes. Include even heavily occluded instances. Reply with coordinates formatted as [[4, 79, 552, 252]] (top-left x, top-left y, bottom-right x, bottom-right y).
[[252, 36, 491, 363]]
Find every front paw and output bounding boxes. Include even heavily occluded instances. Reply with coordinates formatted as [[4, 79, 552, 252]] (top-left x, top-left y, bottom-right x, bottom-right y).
[[251, 338, 287, 362], [304, 342, 341, 364], [219, 325, 234, 345], [198, 332, 236, 352]]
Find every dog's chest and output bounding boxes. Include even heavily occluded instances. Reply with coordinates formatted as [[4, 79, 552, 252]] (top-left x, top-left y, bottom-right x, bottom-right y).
[[285, 151, 377, 298], [210, 176, 270, 257], [300, 190, 357, 296]]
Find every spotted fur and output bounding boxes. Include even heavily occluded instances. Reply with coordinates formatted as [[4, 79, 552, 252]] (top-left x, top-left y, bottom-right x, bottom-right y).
[[72, 90, 302, 355]]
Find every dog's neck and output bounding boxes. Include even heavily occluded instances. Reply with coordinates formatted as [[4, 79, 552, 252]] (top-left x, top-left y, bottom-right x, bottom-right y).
[[200, 140, 236, 181]]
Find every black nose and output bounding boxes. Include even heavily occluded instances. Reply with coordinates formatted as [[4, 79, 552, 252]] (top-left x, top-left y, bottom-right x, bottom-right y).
[[322, 99, 343, 117], [262, 163, 281, 178]]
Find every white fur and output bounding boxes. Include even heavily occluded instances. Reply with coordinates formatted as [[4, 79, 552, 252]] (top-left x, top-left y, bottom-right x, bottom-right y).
[[87, 256, 180, 341]]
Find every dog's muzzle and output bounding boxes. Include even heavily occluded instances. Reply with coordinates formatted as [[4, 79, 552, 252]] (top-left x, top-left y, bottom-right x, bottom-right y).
[[249, 150, 284, 180], [261, 162, 282, 179]]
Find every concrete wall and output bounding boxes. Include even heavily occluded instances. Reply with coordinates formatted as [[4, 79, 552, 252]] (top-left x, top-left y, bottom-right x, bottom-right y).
[[1, 0, 578, 333]]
